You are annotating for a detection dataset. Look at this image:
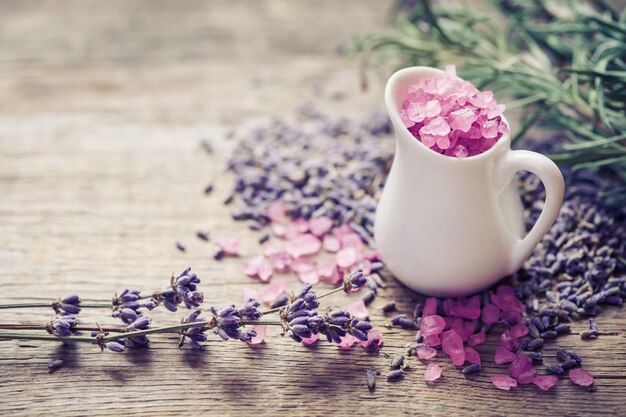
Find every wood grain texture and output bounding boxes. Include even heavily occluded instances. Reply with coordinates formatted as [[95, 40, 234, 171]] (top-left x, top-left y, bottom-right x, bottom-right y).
[[0, 1, 624, 416]]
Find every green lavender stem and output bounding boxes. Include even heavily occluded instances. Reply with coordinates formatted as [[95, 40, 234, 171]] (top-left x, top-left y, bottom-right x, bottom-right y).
[[0, 303, 112, 310], [0, 324, 125, 332], [0, 320, 284, 344]]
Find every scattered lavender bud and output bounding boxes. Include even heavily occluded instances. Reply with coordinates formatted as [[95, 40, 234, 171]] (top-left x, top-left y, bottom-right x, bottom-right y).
[[270, 294, 289, 309], [556, 348, 571, 363], [527, 338, 544, 351], [104, 342, 126, 353], [258, 233, 270, 244], [386, 369, 405, 381], [560, 359, 579, 370], [343, 268, 367, 292], [546, 364, 565, 376], [412, 303, 423, 319], [175, 241, 186, 252], [462, 363, 481, 375], [204, 182, 214, 194], [569, 350, 583, 364], [361, 289, 376, 306], [196, 231, 210, 241], [580, 329, 598, 340], [540, 330, 558, 340], [382, 301, 397, 313], [366, 369, 376, 392], [390, 354, 405, 370], [48, 359, 64, 371], [527, 324, 540, 339], [554, 323, 571, 334], [522, 351, 543, 362]]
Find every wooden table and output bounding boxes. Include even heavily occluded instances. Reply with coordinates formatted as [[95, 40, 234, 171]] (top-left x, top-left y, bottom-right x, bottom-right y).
[[0, 1, 624, 416]]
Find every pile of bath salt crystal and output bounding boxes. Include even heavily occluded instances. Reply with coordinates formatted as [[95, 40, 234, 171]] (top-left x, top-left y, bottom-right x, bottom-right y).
[[245, 200, 383, 290], [400, 65, 509, 158], [406, 286, 595, 391]]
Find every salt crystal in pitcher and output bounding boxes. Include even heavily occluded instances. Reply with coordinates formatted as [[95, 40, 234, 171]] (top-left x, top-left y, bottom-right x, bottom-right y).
[[374, 66, 565, 297]]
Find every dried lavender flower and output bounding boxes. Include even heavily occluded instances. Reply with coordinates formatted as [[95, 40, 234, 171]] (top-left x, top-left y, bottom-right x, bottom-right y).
[[46, 314, 78, 337], [270, 294, 289, 309], [103, 341, 126, 353], [175, 241, 186, 252], [343, 268, 367, 293], [179, 310, 208, 350], [210, 304, 257, 343], [196, 231, 210, 241], [53, 295, 81, 315], [546, 364, 565, 376]]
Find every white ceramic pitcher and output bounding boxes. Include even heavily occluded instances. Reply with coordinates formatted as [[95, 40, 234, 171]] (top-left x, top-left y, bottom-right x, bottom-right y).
[[374, 66, 565, 297]]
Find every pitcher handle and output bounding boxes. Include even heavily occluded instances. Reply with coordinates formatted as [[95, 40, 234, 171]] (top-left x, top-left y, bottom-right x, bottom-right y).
[[496, 150, 565, 272]]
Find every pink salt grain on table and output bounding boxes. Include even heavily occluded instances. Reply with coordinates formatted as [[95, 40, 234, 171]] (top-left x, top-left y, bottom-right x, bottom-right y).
[[424, 363, 443, 383], [401, 65, 508, 158], [569, 368, 594, 387], [490, 375, 518, 391]]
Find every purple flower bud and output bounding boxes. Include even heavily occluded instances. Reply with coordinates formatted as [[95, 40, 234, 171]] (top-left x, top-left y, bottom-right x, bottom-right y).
[[128, 316, 151, 331], [104, 342, 126, 353], [48, 359, 64, 371], [59, 303, 80, 315], [61, 295, 81, 305]]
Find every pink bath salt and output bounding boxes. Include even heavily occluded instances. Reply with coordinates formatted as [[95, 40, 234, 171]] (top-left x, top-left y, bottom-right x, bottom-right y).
[[268, 251, 291, 271], [500, 311, 522, 326], [244, 255, 264, 278], [486, 102, 505, 119], [569, 368, 594, 387], [336, 247, 358, 269], [452, 144, 469, 158], [436, 135, 452, 150], [301, 333, 320, 346], [441, 330, 465, 366], [480, 137, 498, 153], [449, 318, 471, 342], [420, 117, 451, 138], [258, 261, 273, 282], [424, 363, 443, 383], [420, 133, 438, 148], [345, 299, 369, 320], [533, 375, 558, 391], [322, 235, 341, 253], [292, 218, 310, 234], [481, 303, 500, 324], [494, 347, 518, 364], [217, 237, 240, 256], [285, 234, 321, 258], [424, 334, 441, 347], [499, 330, 519, 351], [317, 259, 341, 284], [467, 125, 483, 139], [262, 242, 280, 257], [260, 279, 289, 305], [242, 287, 259, 302], [480, 119, 499, 139], [267, 201, 287, 223], [283, 222, 301, 240], [416, 346, 438, 360], [449, 295, 481, 320], [491, 375, 518, 391], [517, 368, 537, 385], [271, 223, 287, 238], [467, 331, 486, 347], [400, 109, 415, 128], [309, 216, 333, 237], [509, 353, 533, 379], [340, 233, 364, 251], [360, 329, 383, 352], [510, 324, 529, 339], [448, 107, 477, 132], [470, 91, 494, 108], [491, 285, 525, 313], [464, 347, 481, 365], [291, 257, 315, 273], [248, 324, 267, 345], [498, 120, 510, 135], [423, 297, 438, 317], [297, 269, 319, 285], [421, 315, 446, 337], [332, 224, 355, 239], [338, 333, 358, 349]]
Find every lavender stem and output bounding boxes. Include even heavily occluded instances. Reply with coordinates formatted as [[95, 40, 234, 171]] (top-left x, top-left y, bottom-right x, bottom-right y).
[[0, 303, 111, 310], [0, 324, 126, 333]]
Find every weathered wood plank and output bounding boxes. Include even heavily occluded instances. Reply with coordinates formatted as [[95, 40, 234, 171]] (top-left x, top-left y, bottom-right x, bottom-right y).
[[0, 1, 624, 416]]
